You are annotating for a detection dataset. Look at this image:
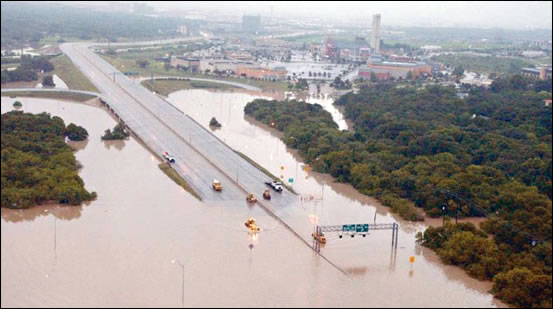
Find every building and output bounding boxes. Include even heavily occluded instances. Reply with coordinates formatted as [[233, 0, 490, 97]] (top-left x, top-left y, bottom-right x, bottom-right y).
[[520, 67, 552, 80], [522, 50, 546, 58], [388, 55, 413, 62], [178, 25, 188, 36], [370, 14, 382, 54], [170, 57, 201, 72], [198, 59, 255, 74], [237, 66, 287, 80], [324, 35, 338, 58], [242, 15, 262, 34], [359, 61, 432, 80], [420, 45, 442, 53]]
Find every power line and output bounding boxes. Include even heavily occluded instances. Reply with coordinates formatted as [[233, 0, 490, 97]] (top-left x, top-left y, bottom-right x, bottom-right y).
[[362, 186, 551, 248]]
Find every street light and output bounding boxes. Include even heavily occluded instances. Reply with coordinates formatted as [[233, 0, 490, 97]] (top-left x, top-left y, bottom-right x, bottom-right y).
[[442, 205, 446, 226], [171, 259, 185, 308], [236, 144, 249, 183]]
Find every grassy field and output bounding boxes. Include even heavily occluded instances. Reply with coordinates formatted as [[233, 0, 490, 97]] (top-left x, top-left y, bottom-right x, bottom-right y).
[[141, 79, 238, 96], [431, 53, 538, 75], [158, 162, 202, 200], [50, 55, 99, 92], [1, 90, 97, 102], [100, 53, 289, 92]]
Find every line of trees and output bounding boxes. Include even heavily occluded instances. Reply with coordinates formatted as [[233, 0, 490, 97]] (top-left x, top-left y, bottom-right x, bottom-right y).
[[1, 111, 96, 208], [1, 55, 54, 83]]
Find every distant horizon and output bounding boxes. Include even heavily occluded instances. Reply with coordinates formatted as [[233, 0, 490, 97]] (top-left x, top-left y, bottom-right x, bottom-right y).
[[34, 1, 553, 31]]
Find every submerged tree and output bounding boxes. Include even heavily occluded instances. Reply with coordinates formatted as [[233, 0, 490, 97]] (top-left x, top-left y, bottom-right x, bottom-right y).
[[209, 117, 222, 128]]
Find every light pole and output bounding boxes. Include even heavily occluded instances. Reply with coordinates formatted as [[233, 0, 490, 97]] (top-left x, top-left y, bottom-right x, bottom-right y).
[[236, 144, 249, 183], [442, 205, 446, 226], [171, 259, 185, 308]]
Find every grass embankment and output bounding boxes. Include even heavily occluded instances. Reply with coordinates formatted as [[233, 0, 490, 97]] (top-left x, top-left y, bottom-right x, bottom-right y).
[[100, 52, 289, 92], [50, 55, 99, 92], [158, 162, 202, 201], [235, 151, 297, 194], [2, 90, 96, 102], [141, 79, 238, 96]]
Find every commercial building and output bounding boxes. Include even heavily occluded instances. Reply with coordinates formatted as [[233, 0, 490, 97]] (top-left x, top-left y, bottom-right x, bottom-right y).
[[199, 59, 255, 74], [359, 56, 432, 80], [370, 14, 382, 54], [242, 15, 262, 34], [178, 25, 188, 36], [520, 67, 552, 80], [170, 57, 201, 72], [420, 45, 442, 53], [236, 66, 287, 80]]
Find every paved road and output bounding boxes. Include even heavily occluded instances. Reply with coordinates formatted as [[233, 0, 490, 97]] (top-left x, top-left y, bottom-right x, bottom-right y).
[[59, 40, 297, 211]]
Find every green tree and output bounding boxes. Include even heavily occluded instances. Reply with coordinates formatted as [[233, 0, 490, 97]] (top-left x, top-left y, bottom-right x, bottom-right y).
[[209, 117, 222, 128], [492, 267, 552, 308], [65, 123, 88, 141], [42, 75, 55, 87], [453, 66, 464, 77], [370, 71, 377, 82], [136, 59, 149, 68]]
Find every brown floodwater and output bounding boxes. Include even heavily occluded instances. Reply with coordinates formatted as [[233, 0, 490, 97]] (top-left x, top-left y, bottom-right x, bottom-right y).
[[0, 95, 505, 307], [167, 89, 508, 307]]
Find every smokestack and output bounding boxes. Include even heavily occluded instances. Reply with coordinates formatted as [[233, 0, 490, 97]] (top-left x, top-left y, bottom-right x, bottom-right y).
[[371, 14, 382, 54]]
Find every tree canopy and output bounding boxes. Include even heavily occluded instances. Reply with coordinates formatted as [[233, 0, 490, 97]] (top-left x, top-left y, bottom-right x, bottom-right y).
[[1, 111, 96, 208], [245, 77, 552, 307]]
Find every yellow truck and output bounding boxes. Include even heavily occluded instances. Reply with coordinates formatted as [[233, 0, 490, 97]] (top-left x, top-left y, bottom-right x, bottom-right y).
[[245, 218, 260, 231], [212, 179, 222, 191], [246, 193, 257, 203], [263, 189, 271, 200], [312, 231, 327, 244]]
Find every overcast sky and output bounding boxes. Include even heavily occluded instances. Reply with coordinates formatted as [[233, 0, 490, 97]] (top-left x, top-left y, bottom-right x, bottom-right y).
[[143, 1, 552, 30]]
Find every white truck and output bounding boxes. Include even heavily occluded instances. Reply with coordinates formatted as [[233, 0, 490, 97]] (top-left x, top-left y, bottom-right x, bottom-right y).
[[162, 151, 175, 163], [265, 180, 283, 192]]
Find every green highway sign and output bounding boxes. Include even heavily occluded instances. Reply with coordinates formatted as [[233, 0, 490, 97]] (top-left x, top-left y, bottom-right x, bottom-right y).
[[356, 224, 369, 233], [288, 178, 294, 183], [342, 224, 356, 232]]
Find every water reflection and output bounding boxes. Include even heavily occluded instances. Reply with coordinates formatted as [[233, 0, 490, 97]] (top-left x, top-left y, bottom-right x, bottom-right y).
[[67, 139, 89, 152], [343, 266, 369, 276], [102, 139, 127, 151], [1, 203, 83, 223]]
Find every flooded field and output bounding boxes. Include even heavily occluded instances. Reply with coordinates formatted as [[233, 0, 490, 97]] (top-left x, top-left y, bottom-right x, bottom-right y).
[[1, 95, 505, 307]]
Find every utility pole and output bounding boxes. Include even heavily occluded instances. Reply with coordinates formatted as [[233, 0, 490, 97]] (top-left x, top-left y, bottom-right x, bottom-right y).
[[171, 259, 185, 308]]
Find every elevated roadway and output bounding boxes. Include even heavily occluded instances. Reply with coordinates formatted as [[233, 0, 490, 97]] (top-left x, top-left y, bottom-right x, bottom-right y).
[[59, 39, 297, 209]]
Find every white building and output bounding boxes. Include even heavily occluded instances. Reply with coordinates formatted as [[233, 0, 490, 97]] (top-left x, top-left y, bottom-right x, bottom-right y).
[[370, 14, 382, 54]]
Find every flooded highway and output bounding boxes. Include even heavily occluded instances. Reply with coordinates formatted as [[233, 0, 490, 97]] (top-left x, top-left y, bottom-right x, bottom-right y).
[[1, 95, 505, 307]]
